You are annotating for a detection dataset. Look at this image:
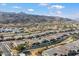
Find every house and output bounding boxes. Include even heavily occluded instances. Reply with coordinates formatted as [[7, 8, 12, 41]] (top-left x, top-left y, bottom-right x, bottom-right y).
[[12, 41, 25, 47], [0, 28, 21, 33]]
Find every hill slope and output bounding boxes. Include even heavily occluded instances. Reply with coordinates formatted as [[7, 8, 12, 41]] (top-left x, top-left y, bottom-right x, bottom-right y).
[[0, 12, 72, 24]]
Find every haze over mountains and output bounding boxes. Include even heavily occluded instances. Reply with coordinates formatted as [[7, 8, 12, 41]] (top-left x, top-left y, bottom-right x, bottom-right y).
[[0, 12, 73, 24]]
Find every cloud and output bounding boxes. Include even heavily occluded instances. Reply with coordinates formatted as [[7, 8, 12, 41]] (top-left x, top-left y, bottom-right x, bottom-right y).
[[13, 6, 34, 13], [50, 5, 64, 9], [13, 6, 21, 9], [39, 3, 48, 6], [27, 9, 34, 12], [0, 3, 7, 6], [47, 5, 64, 16], [55, 11, 62, 15], [68, 13, 79, 19]]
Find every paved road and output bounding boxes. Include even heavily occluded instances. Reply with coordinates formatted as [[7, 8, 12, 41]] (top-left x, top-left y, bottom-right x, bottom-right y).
[[0, 43, 11, 56]]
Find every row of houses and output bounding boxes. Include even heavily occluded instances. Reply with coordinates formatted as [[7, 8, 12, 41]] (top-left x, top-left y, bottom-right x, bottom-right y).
[[0, 28, 21, 33], [42, 39, 79, 56]]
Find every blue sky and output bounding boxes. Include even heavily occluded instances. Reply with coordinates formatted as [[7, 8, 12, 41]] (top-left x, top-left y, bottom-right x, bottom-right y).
[[0, 3, 79, 19]]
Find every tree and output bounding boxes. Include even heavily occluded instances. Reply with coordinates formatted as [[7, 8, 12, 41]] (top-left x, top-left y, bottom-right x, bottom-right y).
[[71, 35, 77, 41], [15, 43, 28, 52], [50, 39, 56, 43], [21, 35, 25, 39], [0, 51, 3, 56], [41, 40, 50, 48], [60, 54, 63, 56], [0, 35, 4, 40], [63, 54, 67, 56], [16, 37, 23, 40], [68, 50, 77, 56], [0, 50, 3, 56], [35, 35, 40, 38], [24, 41, 29, 49], [32, 42, 40, 48], [77, 49, 79, 52], [23, 51, 31, 56], [42, 40, 49, 43], [53, 53, 57, 56]]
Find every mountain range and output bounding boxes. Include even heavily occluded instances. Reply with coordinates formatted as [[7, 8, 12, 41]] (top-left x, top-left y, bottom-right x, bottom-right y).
[[0, 12, 73, 24]]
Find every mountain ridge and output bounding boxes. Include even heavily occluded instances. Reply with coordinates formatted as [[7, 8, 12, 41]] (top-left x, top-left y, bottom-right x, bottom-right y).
[[0, 12, 73, 24]]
